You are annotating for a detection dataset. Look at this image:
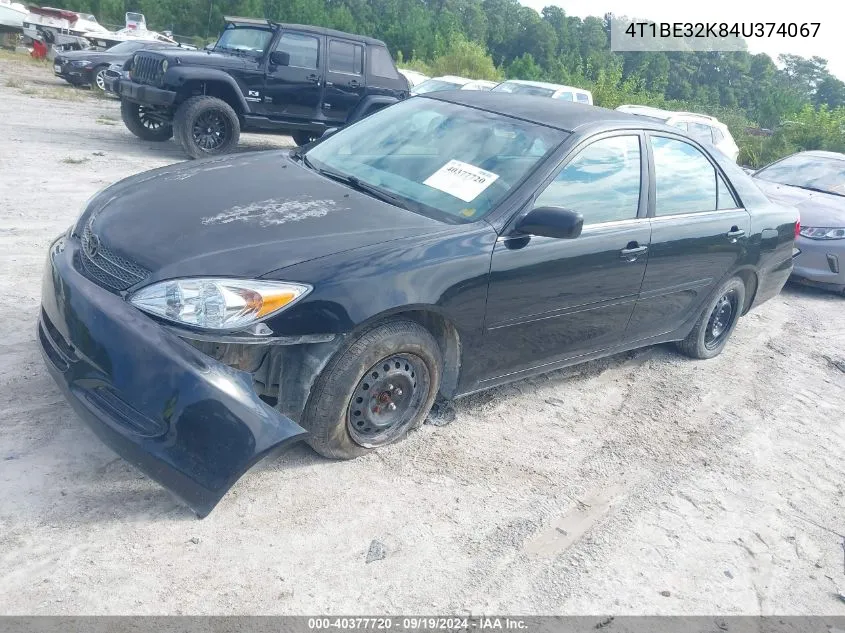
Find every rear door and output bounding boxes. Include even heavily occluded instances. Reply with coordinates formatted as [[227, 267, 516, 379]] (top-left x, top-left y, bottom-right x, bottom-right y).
[[260, 30, 323, 119], [624, 133, 751, 343], [323, 37, 366, 123]]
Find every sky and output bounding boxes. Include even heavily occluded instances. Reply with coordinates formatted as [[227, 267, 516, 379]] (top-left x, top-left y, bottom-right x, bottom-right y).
[[520, 0, 845, 81]]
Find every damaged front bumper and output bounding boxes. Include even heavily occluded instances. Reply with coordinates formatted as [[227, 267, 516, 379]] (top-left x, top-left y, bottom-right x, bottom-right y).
[[37, 235, 308, 517]]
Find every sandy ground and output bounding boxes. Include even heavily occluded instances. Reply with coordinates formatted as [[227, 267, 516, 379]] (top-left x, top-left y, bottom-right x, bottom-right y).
[[0, 53, 844, 616]]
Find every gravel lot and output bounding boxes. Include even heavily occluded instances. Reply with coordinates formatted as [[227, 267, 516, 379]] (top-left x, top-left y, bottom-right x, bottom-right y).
[[0, 53, 844, 616]]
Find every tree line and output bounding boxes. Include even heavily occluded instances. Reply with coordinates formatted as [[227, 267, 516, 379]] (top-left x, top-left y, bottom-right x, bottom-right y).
[[65, 0, 845, 165]]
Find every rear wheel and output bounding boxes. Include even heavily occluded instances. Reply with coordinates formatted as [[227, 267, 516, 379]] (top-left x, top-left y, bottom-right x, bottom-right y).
[[676, 277, 746, 359], [120, 99, 173, 141], [291, 130, 317, 147], [173, 95, 240, 159], [302, 320, 442, 460]]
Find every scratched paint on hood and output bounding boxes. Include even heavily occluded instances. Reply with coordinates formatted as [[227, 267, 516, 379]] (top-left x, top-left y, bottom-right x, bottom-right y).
[[201, 197, 342, 227]]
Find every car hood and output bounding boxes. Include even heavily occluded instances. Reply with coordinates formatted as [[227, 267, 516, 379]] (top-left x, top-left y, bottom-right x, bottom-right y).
[[85, 152, 446, 284], [57, 48, 127, 63], [753, 178, 845, 227], [157, 48, 253, 69]]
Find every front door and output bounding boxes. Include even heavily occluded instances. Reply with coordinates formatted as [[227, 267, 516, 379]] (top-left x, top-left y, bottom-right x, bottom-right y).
[[322, 37, 367, 123], [624, 134, 752, 343], [260, 31, 323, 119], [480, 133, 652, 384]]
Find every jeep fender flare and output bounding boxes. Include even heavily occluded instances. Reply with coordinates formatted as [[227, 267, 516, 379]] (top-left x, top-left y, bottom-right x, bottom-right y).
[[165, 67, 251, 114], [348, 96, 399, 123]]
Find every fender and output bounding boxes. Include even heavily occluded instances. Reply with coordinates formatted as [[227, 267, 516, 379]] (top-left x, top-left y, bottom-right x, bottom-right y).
[[164, 67, 251, 114], [348, 95, 400, 123]]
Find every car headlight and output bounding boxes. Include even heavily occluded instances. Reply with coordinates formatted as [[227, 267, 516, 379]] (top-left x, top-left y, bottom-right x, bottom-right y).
[[69, 60, 91, 67], [129, 278, 311, 330], [161, 59, 168, 72], [799, 227, 845, 240]]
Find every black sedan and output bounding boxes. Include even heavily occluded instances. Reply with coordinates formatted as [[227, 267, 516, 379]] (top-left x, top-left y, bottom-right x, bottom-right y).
[[38, 93, 798, 516], [53, 40, 176, 91]]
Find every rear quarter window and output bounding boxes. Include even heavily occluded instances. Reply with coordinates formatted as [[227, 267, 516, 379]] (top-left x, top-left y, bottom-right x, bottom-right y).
[[369, 46, 400, 80]]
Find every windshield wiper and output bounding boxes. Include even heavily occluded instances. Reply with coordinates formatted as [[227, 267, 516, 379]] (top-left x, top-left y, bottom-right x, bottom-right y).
[[303, 156, 411, 210], [790, 184, 845, 198]]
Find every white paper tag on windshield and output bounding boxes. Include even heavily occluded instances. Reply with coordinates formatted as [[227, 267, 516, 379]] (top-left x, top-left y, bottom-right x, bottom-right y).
[[423, 160, 499, 202]]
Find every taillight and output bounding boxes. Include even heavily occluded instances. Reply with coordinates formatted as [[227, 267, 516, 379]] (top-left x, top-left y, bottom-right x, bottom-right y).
[[795, 218, 800, 237]]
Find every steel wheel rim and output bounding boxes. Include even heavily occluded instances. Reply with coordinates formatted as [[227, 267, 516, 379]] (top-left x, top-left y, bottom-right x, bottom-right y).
[[95, 69, 106, 90], [704, 290, 738, 349], [138, 106, 165, 130], [192, 110, 229, 151], [347, 354, 430, 448]]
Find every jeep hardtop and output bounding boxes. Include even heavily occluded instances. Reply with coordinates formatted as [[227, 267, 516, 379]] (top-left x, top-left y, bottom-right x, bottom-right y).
[[114, 16, 409, 158]]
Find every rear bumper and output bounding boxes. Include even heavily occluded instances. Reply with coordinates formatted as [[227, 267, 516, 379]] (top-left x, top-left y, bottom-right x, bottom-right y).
[[38, 234, 308, 517], [116, 78, 177, 106]]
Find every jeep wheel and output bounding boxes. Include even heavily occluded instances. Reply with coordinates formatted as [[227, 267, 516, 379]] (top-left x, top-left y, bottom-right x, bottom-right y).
[[291, 131, 317, 147], [174, 96, 240, 159], [120, 100, 173, 142]]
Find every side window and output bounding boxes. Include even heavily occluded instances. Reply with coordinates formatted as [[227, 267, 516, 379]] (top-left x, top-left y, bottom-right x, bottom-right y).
[[688, 122, 714, 144], [717, 174, 738, 209], [712, 127, 726, 144], [556, 91, 574, 101], [275, 32, 319, 69], [576, 92, 590, 103], [369, 46, 400, 80], [534, 135, 642, 225], [328, 40, 363, 75], [652, 136, 717, 215]]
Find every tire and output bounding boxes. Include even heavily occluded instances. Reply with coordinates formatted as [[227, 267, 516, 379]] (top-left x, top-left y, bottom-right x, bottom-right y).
[[302, 319, 443, 460], [173, 95, 240, 159], [120, 99, 173, 142], [91, 64, 108, 92], [676, 277, 746, 360], [291, 130, 316, 147]]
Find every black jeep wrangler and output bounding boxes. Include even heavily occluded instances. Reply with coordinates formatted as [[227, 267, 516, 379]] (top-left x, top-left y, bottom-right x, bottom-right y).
[[112, 17, 409, 158]]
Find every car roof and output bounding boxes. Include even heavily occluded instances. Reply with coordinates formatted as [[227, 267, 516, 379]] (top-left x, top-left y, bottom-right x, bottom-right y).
[[500, 79, 591, 93], [430, 75, 473, 84], [795, 150, 845, 161], [223, 17, 388, 46], [425, 91, 673, 133]]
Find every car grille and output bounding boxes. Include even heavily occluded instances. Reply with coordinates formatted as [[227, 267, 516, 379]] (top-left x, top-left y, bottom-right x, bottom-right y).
[[129, 52, 165, 86], [79, 220, 150, 292]]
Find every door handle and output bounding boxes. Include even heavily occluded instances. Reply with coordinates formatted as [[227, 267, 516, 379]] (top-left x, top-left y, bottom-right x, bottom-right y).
[[726, 226, 746, 239], [620, 242, 648, 260], [306, 73, 320, 83], [348, 79, 360, 88]]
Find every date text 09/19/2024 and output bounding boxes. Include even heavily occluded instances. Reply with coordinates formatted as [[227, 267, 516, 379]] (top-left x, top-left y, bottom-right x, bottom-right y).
[[307, 618, 528, 630]]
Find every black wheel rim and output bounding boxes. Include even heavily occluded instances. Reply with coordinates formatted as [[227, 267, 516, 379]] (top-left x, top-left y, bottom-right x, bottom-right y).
[[704, 289, 739, 350], [347, 354, 430, 448], [138, 106, 165, 131], [192, 109, 229, 151]]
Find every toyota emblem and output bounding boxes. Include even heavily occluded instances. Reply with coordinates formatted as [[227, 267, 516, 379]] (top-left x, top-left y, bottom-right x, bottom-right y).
[[85, 233, 101, 258]]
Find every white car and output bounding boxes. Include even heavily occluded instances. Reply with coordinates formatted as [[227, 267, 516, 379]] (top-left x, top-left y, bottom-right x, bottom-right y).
[[491, 80, 594, 105], [398, 68, 430, 89], [615, 105, 740, 162], [411, 75, 497, 95]]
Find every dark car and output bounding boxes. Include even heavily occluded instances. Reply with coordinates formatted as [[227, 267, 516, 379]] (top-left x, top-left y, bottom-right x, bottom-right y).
[[752, 150, 845, 295], [38, 94, 798, 517], [53, 40, 178, 92], [110, 16, 409, 158]]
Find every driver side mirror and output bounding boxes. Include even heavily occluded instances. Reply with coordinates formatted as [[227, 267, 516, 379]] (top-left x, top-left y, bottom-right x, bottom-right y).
[[321, 127, 339, 138], [269, 51, 290, 67], [204, 43, 214, 51], [516, 206, 583, 239]]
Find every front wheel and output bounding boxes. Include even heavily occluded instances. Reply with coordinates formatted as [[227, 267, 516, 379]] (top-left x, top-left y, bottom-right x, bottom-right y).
[[302, 320, 442, 459], [91, 64, 108, 92], [120, 99, 173, 141], [173, 95, 240, 159], [676, 277, 746, 359]]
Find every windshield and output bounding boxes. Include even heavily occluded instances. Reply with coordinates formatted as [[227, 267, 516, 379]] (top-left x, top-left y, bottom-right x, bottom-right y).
[[304, 98, 566, 223], [412, 79, 463, 94], [492, 82, 555, 97], [215, 26, 272, 54], [108, 40, 147, 54], [756, 154, 845, 196]]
